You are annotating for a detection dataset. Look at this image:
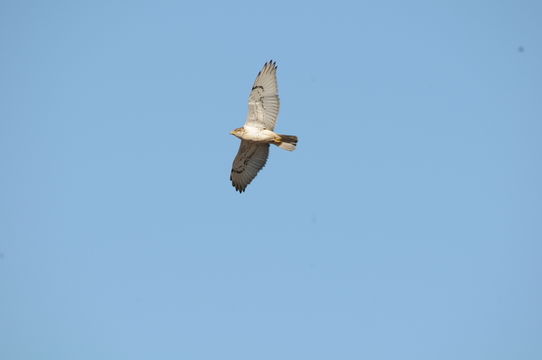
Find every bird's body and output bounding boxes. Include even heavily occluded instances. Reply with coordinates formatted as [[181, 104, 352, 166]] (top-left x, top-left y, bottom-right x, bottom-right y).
[[231, 126, 278, 143], [229, 61, 298, 192]]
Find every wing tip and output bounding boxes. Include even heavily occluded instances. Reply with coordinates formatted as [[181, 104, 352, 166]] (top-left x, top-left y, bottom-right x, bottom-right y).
[[263, 60, 277, 71], [230, 173, 247, 193], [232, 182, 246, 193]]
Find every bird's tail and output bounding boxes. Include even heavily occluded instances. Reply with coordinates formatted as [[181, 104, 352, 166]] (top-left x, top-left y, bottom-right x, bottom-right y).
[[276, 134, 298, 151]]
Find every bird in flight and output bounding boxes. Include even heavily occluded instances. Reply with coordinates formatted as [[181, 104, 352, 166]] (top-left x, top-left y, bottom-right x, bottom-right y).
[[230, 61, 298, 193]]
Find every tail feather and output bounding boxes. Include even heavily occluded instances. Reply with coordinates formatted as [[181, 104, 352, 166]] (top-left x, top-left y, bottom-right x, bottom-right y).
[[277, 134, 298, 151]]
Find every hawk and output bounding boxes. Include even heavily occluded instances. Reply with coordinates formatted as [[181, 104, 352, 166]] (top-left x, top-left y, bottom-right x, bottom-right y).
[[230, 61, 298, 193]]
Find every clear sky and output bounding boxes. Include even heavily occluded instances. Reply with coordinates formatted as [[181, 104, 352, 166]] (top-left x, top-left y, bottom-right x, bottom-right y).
[[1, 1, 541, 359]]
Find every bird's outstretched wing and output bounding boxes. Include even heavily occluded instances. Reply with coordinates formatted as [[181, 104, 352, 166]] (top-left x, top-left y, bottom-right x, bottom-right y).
[[245, 61, 280, 130], [230, 141, 270, 192]]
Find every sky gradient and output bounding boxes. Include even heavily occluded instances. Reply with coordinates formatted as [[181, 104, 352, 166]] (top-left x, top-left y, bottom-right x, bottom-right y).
[[1, 1, 541, 359]]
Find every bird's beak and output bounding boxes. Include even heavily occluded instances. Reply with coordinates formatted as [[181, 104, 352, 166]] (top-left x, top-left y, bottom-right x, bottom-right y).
[[230, 130, 235, 135]]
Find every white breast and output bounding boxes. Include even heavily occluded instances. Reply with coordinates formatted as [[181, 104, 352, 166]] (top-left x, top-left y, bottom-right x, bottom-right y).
[[242, 126, 276, 142]]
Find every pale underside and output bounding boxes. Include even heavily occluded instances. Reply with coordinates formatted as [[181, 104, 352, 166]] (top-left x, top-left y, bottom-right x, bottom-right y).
[[230, 61, 280, 192]]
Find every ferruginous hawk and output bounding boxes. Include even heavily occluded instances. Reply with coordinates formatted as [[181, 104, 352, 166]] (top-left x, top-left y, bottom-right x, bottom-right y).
[[230, 61, 298, 193]]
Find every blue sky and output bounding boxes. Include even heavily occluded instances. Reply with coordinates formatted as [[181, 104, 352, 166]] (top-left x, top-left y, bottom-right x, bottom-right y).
[[1, 1, 541, 359]]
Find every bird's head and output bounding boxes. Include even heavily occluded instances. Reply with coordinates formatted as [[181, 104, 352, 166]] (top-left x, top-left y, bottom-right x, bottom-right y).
[[230, 127, 244, 138]]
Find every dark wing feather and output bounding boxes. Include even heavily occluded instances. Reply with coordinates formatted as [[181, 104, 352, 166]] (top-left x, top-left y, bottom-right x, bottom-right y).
[[230, 141, 270, 193]]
